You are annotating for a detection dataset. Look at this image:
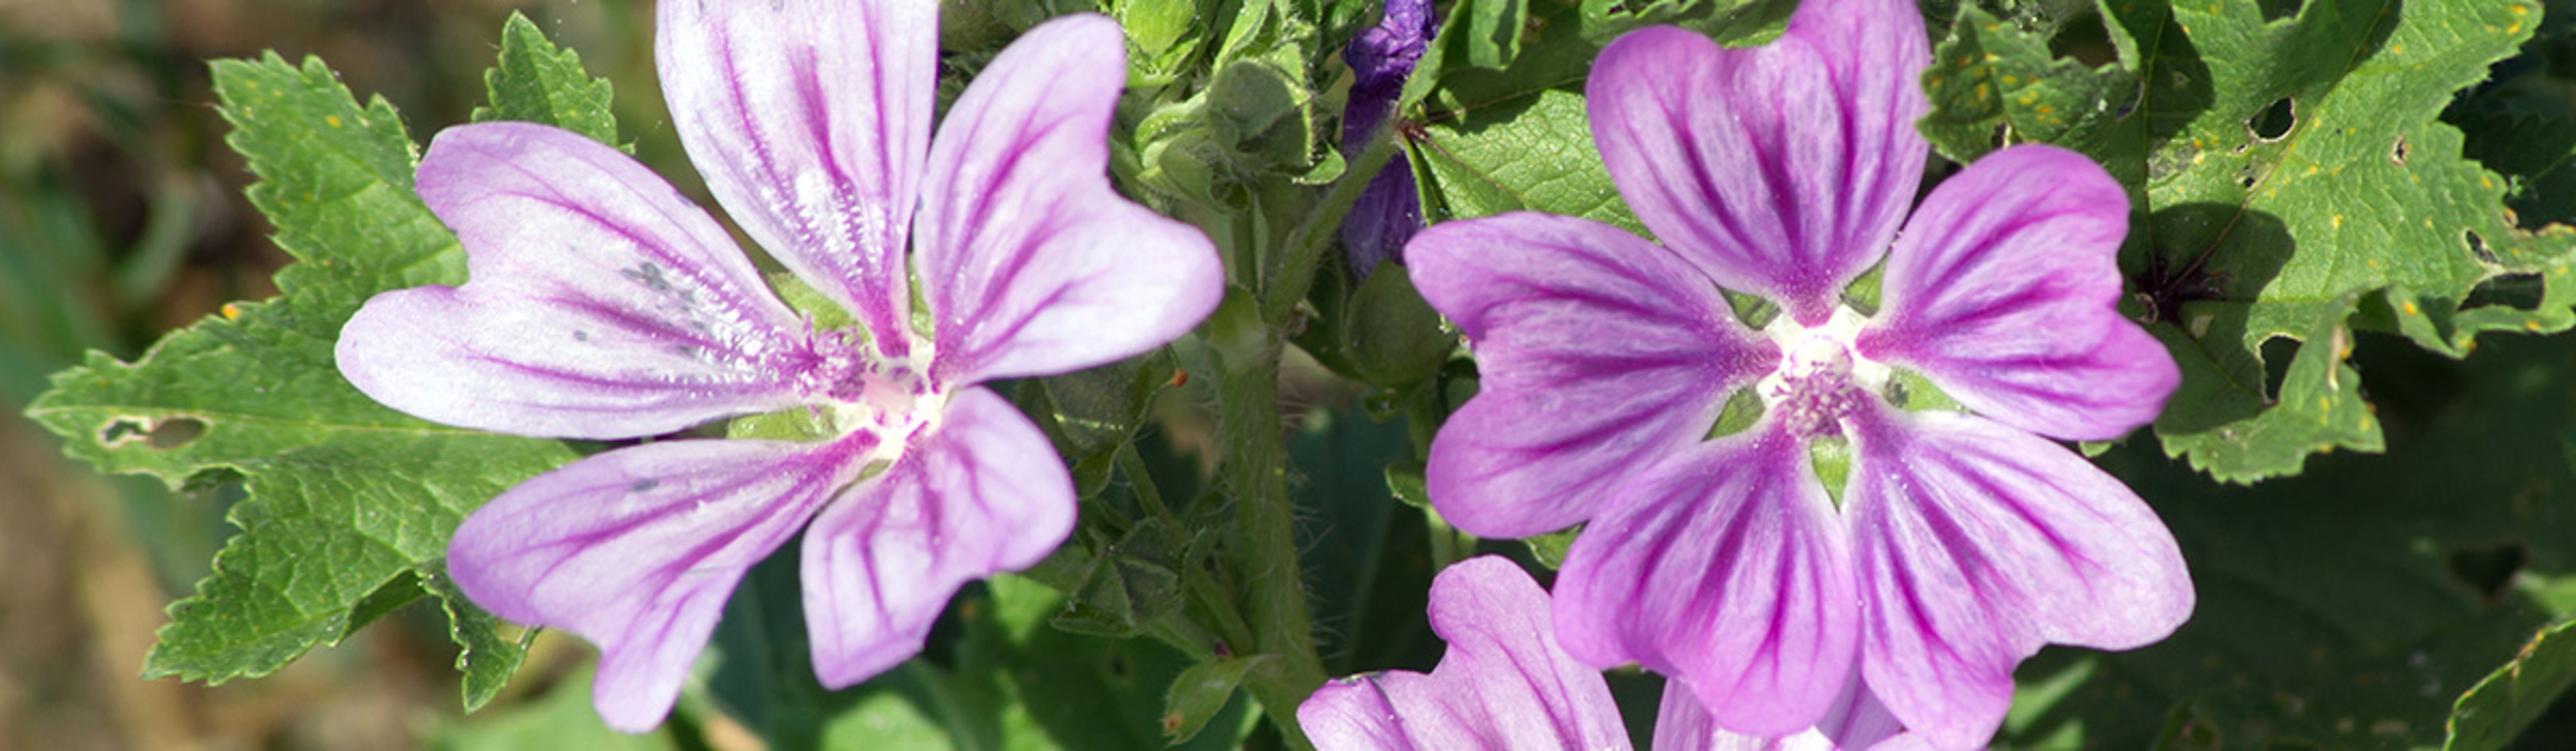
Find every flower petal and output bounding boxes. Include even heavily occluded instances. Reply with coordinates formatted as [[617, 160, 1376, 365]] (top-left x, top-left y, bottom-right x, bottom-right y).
[[914, 15, 1222, 384], [446, 436, 871, 732], [1845, 408, 2193, 748], [1300, 557, 1630, 751], [1652, 667, 1904, 751], [656, 0, 933, 352], [1407, 212, 1773, 538], [1857, 146, 2178, 441], [1552, 430, 1858, 737], [1587, 0, 1929, 323], [800, 387, 1075, 687], [339, 123, 816, 440]]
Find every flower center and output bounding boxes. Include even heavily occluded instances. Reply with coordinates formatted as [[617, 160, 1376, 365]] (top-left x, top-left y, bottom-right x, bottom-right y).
[[802, 329, 943, 445], [1756, 306, 1884, 441]]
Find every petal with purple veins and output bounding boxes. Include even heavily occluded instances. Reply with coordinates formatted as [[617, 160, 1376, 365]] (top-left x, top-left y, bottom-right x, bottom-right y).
[[1843, 407, 2192, 748], [1856, 145, 2179, 442], [445, 435, 873, 732], [1587, 0, 1929, 323], [1551, 429, 1858, 738], [338, 123, 816, 440], [913, 15, 1223, 384], [1654, 666, 1907, 751], [1300, 557, 1630, 751], [800, 387, 1075, 687], [657, 0, 933, 354], [1407, 211, 1772, 538]]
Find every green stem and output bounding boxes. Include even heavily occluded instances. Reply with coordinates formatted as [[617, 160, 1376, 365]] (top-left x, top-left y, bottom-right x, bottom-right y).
[[1261, 124, 1403, 327], [1217, 339, 1325, 751], [1196, 113, 1403, 751]]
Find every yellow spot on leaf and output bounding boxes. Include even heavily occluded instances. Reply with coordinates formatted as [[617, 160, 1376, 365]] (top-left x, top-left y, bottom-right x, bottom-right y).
[[221, 303, 241, 320], [2403, 301, 2420, 315], [2527, 320, 2545, 331], [2332, 215, 2345, 229], [327, 115, 341, 127]]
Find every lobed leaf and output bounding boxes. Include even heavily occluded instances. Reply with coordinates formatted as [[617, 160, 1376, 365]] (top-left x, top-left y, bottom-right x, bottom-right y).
[[24, 21, 622, 709]]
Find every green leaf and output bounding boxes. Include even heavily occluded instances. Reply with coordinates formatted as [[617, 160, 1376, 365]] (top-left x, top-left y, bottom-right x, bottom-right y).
[[1450, 0, 1531, 70], [788, 575, 1256, 750], [2445, 618, 2576, 751], [1161, 654, 1275, 744], [474, 11, 621, 148], [21, 46, 606, 707], [1931, 0, 2576, 481], [1410, 0, 1794, 231], [2000, 333, 2576, 748], [427, 665, 676, 751], [1920, 5, 2146, 188], [1416, 88, 1643, 232]]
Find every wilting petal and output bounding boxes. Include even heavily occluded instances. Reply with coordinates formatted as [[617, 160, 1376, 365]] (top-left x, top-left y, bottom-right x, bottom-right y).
[[1301, 557, 1630, 751], [1844, 408, 2192, 748], [447, 436, 872, 732], [339, 123, 815, 440], [1588, 0, 1929, 323], [801, 387, 1075, 687], [1340, 160, 1424, 277], [1654, 667, 1906, 751], [1552, 430, 1858, 737], [914, 15, 1222, 384], [1407, 212, 1774, 537], [1856, 146, 2178, 441], [657, 0, 934, 353]]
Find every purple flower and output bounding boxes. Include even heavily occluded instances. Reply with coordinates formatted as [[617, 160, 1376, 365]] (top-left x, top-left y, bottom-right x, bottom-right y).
[[1402, 0, 2191, 746], [1300, 556, 1927, 751], [1338, 0, 1436, 276], [333, 1, 1220, 732]]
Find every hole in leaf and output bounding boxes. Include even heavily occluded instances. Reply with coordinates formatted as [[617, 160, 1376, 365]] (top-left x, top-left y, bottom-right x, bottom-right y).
[[98, 416, 207, 449], [2259, 335, 2302, 403], [2258, 0, 2304, 21], [2251, 97, 2296, 141], [2447, 540, 2527, 601], [2464, 229, 2496, 264], [2464, 272, 2544, 311], [2390, 134, 2410, 165]]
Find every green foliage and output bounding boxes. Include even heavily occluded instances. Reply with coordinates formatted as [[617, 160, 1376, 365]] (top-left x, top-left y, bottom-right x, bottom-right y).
[[1920, 0, 2576, 482], [474, 12, 621, 148], [708, 569, 1256, 750], [2000, 335, 2576, 748], [2447, 618, 2576, 750], [22, 17, 625, 709]]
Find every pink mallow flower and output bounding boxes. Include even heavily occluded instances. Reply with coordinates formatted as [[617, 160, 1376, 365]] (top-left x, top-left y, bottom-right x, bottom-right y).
[[1401, 0, 2191, 746], [1301, 556, 1927, 751], [333, 0, 1220, 732]]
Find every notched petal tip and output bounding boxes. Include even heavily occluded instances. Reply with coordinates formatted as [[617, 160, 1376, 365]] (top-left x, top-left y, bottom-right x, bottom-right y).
[[1863, 145, 2176, 441], [446, 437, 866, 732], [1550, 434, 1860, 738], [916, 13, 1222, 384], [360, 122, 816, 439], [1845, 408, 2191, 746], [1409, 213, 1770, 538], [801, 388, 1075, 689], [1302, 557, 1628, 751], [1587, 5, 1929, 321]]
